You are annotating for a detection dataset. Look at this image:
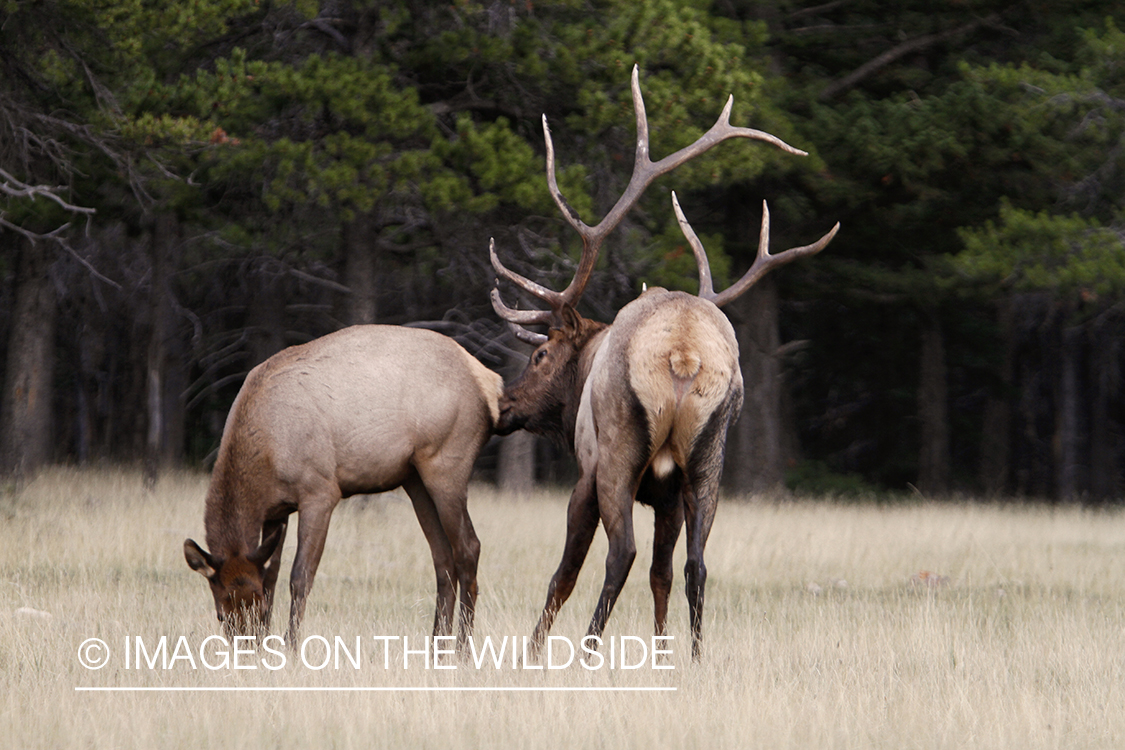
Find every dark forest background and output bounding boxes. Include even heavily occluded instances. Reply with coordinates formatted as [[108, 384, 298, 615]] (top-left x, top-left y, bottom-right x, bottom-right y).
[[3, 0, 1125, 501]]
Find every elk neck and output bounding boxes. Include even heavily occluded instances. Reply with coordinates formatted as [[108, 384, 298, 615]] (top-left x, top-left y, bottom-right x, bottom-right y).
[[560, 324, 611, 449]]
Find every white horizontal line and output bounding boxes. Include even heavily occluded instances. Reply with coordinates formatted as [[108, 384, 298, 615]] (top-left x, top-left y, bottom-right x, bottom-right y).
[[75, 686, 675, 693]]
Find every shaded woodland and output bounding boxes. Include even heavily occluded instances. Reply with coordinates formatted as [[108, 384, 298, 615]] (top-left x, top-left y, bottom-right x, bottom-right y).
[[3, 0, 1125, 501]]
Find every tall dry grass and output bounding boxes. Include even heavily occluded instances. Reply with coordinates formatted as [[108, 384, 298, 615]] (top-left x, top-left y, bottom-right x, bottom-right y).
[[2, 467, 1124, 748]]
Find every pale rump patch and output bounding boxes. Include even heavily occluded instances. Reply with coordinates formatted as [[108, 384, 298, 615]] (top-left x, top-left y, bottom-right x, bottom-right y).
[[457, 346, 504, 426], [626, 299, 737, 474]]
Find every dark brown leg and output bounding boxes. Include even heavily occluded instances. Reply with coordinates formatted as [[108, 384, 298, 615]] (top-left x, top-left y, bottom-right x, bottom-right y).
[[531, 470, 599, 652], [682, 468, 720, 661], [260, 518, 288, 628], [650, 499, 683, 638]]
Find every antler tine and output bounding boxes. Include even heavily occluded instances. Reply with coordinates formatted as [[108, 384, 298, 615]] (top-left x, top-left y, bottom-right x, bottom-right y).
[[504, 318, 549, 346], [489, 237, 554, 344], [709, 201, 839, 307], [671, 191, 714, 299], [543, 114, 601, 309], [489, 237, 564, 307], [489, 286, 553, 324], [544, 65, 661, 308], [489, 289, 550, 345], [543, 115, 590, 240]]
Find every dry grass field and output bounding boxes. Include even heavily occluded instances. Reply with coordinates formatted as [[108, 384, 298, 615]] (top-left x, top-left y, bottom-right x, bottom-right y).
[[2, 467, 1124, 749]]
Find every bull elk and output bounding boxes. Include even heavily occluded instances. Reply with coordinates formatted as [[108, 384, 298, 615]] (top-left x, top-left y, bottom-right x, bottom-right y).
[[184, 325, 502, 648], [489, 66, 839, 659]]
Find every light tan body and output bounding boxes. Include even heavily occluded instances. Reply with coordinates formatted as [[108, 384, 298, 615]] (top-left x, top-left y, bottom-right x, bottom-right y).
[[185, 325, 501, 646]]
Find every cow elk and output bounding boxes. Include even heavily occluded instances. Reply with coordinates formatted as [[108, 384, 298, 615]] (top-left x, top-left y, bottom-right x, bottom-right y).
[[489, 66, 839, 659], [184, 325, 502, 648]]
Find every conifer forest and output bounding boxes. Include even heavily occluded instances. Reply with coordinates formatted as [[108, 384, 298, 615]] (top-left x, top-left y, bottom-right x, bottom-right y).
[[3, 0, 1125, 501]]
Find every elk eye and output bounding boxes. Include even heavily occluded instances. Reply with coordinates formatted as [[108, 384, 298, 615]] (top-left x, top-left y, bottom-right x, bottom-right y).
[[533, 349, 548, 366]]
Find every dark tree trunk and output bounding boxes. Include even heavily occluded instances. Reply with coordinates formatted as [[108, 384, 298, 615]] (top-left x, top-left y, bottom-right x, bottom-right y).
[[497, 431, 536, 495], [0, 238, 57, 479], [724, 275, 785, 494], [246, 272, 287, 369], [917, 313, 950, 495], [1055, 323, 1088, 501], [496, 344, 536, 495], [1089, 312, 1123, 499], [979, 299, 1013, 496], [144, 213, 185, 486], [343, 213, 378, 326], [1010, 294, 1056, 498]]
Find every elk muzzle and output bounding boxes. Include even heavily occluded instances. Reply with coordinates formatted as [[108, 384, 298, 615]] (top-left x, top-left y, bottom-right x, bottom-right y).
[[216, 589, 270, 638]]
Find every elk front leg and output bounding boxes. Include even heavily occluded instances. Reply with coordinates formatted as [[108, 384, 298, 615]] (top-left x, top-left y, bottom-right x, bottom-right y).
[[260, 518, 288, 628], [531, 470, 599, 653], [287, 492, 339, 646]]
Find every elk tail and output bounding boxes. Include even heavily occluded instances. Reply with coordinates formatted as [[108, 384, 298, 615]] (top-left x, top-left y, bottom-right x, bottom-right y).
[[668, 350, 701, 404], [651, 351, 702, 479]]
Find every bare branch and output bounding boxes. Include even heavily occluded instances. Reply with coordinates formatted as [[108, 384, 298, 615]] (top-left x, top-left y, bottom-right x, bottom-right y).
[[61, 241, 122, 289], [287, 267, 352, 294], [0, 166, 96, 214], [818, 16, 998, 101], [786, 0, 856, 22], [300, 17, 352, 52], [0, 216, 69, 242]]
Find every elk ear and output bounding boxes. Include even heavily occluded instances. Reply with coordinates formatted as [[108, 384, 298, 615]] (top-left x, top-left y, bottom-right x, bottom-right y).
[[248, 525, 284, 569], [559, 303, 583, 334], [184, 539, 217, 578]]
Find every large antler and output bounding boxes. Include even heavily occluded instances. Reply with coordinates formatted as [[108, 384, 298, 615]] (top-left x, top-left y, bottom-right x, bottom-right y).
[[671, 191, 839, 308], [490, 64, 814, 344]]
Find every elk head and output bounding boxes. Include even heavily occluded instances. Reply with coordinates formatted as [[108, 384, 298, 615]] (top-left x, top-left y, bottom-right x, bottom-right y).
[[184, 527, 283, 637], [494, 304, 607, 442]]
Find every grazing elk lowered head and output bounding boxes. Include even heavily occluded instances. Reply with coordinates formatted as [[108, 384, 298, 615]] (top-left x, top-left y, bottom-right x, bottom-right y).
[[185, 525, 283, 638], [184, 325, 502, 647], [489, 66, 839, 659]]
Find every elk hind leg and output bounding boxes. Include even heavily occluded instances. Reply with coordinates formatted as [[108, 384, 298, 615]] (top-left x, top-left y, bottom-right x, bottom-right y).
[[643, 472, 683, 640], [682, 431, 725, 660], [402, 471, 460, 643], [427, 475, 482, 649], [586, 466, 641, 644]]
